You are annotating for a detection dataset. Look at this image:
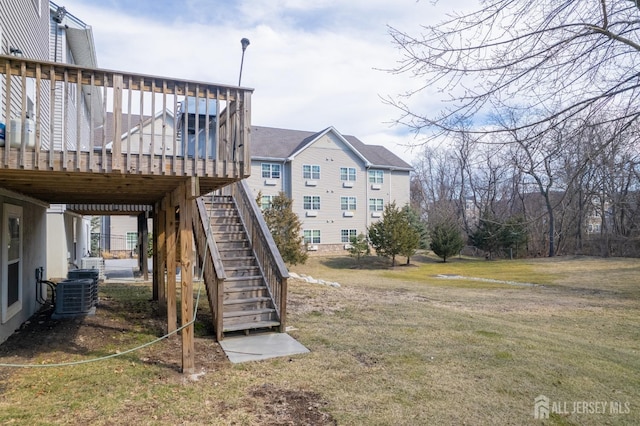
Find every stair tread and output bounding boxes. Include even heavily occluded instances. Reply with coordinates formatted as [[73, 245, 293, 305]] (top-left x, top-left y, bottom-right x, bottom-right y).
[[227, 265, 259, 270], [220, 256, 254, 259], [226, 275, 263, 281], [223, 320, 280, 332], [224, 285, 267, 293], [224, 307, 276, 318], [223, 296, 271, 305]]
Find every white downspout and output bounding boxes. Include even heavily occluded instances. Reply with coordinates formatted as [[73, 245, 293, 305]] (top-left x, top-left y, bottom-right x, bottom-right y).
[[365, 163, 371, 229]]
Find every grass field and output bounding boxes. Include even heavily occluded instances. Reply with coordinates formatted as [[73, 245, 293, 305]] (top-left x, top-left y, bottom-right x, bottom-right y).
[[0, 254, 638, 425]]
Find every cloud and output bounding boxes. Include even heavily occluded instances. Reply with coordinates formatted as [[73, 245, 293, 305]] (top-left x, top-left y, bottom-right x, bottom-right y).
[[58, 0, 467, 164]]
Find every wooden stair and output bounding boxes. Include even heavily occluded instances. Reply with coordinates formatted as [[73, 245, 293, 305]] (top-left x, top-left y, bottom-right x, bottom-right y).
[[205, 196, 280, 334]]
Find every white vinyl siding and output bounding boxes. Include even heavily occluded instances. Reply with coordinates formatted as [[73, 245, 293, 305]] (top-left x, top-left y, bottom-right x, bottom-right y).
[[303, 164, 320, 179], [341, 229, 357, 243], [303, 229, 321, 244], [253, 129, 410, 247], [388, 170, 411, 207]]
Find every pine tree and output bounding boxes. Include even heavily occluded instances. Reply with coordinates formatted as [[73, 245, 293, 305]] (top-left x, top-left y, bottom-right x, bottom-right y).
[[368, 201, 419, 266], [402, 205, 429, 249], [430, 219, 464, 263], [261, 192, 308, 265], [347, 233, 370, 265]]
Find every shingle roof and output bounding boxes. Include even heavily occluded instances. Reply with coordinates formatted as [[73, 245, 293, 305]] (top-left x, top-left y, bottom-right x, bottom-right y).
[[251, 125, 412, 170]]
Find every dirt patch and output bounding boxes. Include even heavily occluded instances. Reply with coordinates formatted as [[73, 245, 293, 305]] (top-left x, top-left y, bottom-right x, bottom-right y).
[[0, 283, 336, 425], [247, 383, 336, 425]]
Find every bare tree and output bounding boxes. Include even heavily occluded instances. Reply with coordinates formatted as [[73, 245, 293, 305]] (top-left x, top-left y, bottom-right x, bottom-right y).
[[386, 1, 640, 143]]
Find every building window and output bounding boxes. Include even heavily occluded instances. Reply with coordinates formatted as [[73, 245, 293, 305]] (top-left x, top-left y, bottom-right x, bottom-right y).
[[126, 232, 137, 251], [340, 167, 356, 181], [369, 198, 384, 211], [368, 170, 384, 184], [341, 229, 358, 243], [303, 164, 320, 180], [260, 195, 273, 210], [303, 195, 320, 210], [261, 163, 281, 179], [341, 196, 357, 211], [304, 230, 321, 244]]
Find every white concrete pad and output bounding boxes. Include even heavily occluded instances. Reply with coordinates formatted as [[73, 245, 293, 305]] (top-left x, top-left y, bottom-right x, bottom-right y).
[[219, 332, 309, 363]]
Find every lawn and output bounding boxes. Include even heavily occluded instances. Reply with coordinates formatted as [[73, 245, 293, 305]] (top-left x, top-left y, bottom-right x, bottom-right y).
[[0, 254, 638, 425]]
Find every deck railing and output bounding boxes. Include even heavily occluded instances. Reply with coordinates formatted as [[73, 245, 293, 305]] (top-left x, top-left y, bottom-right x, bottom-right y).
[[0, 55, 252, 178], [193, 197, 226, 340], [223, 180, 289, 331]]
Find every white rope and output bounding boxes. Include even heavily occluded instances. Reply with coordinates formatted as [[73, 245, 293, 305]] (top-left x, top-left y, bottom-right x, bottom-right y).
[[0, 197, 215, 369]]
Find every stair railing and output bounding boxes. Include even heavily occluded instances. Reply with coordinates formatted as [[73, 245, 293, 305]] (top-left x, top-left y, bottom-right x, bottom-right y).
[[193, 196, 227, 340], [223, 180, 289, 331]]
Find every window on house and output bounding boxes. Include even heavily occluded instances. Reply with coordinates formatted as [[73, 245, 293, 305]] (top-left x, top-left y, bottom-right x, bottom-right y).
[[260, 195, 273, 210], [303, 164, 320, 179], [303, 195, 320, 210], [340, 196, 357, 210], [368, 170, 384, 184], [369, 198, 384, 211], [341, 229, 358, 243], [340, 167, 356, 181], [126, 232, 137, 251], [303, 230, 321, 244], [262, 163, 281, 179]]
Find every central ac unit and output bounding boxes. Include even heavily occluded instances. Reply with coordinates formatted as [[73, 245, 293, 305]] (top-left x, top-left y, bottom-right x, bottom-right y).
[[52, 278, 96, 319]]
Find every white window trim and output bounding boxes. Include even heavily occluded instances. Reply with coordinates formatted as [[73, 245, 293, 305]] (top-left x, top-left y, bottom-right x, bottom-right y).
[[303, 164, 320, 180], [304, 229, 321, 245], [126, 231, 137, 251], [303, 195, 321, 211], [261, 163, 281, 179], [2, 204, 23, 324], [341, 196, 357, 211], [340, 167, 356, 182], [341, 229, 358, 243]]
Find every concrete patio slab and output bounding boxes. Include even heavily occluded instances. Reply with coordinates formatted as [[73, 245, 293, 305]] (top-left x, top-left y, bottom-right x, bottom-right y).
[[219, 332, 310, 363]]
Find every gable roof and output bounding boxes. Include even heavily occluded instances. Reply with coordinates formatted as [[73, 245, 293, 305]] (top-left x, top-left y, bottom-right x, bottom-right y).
[[251, 125, 412, 170]]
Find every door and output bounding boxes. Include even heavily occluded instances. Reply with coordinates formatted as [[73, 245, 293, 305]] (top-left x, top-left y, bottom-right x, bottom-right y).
[[2, 204, 22, 323]]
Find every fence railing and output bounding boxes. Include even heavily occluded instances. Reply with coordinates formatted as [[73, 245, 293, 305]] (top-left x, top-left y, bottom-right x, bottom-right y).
[[0, 55, 252, 178], [193, 197, 227, 340], [223, 180, 289, 331]]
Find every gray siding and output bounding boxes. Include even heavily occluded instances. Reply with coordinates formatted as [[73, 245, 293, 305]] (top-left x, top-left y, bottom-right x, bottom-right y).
[[248, 159, 288, 200], [0, 0, 49, 60], [291, 132, 368, 245], [0, 0, 50, 147], [248, 127, 412, 250]]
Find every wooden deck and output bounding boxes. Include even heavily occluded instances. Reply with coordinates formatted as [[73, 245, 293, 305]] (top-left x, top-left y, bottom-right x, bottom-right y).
[[0, 55, 252, 205]]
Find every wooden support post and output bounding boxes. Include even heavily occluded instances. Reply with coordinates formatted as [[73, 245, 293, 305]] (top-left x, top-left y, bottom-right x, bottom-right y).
[[152, 204, 160, 300], [138, 212, 149, 281], [180, 178, 196, 374], [154, 200, 167, 309], [165, 195, 177, 334]]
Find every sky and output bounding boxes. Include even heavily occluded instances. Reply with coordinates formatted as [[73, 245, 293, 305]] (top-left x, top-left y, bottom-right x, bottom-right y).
[[57, 0, 475, 164]]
